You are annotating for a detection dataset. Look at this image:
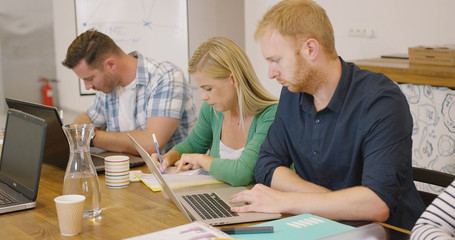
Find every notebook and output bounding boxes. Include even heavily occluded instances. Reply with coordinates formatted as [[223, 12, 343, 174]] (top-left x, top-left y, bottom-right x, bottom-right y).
[[5, 97, 144, 171], [128, 133, 281, 226], [230, 213, 355, 240], [0, 109, 47, 214]]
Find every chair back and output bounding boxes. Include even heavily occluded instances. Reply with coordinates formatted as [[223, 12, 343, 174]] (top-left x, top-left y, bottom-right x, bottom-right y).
[[412, 167, 455, 206]]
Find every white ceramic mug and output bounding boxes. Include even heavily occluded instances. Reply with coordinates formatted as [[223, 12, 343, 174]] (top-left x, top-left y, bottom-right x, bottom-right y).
[[104, 155, 130, 188]]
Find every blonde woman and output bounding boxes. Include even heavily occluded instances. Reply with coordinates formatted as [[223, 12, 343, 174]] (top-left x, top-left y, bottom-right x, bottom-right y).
[[152, 37, 278, 186]]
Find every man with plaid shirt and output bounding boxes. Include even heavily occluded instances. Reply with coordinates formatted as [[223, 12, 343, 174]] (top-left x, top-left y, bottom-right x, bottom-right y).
[[62, 29, 196, 155]]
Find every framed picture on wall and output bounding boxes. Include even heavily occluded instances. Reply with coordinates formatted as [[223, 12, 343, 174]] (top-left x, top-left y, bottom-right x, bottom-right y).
[[74, 0, 189, 96], [78, 79, 95, 95]]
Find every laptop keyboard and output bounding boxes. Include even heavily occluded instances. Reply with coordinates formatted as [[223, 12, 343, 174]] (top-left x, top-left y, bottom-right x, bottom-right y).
[[0, 189, 17, 205], [91, 155, 104, 167], [182, 193, 239, 220]]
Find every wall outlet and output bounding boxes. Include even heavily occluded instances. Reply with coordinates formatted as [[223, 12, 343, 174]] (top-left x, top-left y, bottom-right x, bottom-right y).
[[348, 28, 374, 38]]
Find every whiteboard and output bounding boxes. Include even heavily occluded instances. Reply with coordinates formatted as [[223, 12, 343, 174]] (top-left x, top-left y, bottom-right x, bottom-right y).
[[75, 0, 189, 95]]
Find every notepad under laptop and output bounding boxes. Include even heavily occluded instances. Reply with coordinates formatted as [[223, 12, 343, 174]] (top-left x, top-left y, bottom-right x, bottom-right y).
[[5, 97, 144, 171], [0, 109, 47, 214], [128, 133, 281, 226]]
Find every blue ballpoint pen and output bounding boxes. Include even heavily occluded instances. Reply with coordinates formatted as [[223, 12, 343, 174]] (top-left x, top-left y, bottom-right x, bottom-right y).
[[152, 133, 165, 174]]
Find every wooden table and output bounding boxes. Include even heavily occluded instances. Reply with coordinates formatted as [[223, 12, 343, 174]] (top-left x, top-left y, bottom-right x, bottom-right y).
[[0, 163, 411, 239], [353, 58, 455, 88], [0, 164, 193, 239]]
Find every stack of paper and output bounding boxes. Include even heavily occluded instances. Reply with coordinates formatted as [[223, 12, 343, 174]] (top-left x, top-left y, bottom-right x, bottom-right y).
[[135, 167, 221, 191]]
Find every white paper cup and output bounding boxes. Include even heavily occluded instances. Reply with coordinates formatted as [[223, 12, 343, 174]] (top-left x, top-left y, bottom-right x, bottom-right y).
[[105, 155, 130, 188], [54, 194, 86, 236]]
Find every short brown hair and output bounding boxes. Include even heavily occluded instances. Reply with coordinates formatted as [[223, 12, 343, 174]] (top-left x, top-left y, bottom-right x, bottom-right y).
[[62, 29, 122, 69], [255, 0, 337, 58]]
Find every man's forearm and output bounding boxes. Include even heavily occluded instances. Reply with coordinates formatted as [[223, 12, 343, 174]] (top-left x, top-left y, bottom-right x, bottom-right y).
[[92, 130, 150, 155], [91, 116, 180, 156], [73, 112, 93, 124], [281, 186, 390, 222], [271, 166, 331, 193]]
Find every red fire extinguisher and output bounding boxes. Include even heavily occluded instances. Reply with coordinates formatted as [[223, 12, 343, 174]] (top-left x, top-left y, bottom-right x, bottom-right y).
[[40, 77, 54, 106]]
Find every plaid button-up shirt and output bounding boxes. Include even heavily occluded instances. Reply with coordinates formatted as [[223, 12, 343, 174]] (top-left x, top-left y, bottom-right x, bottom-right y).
[[86, 51, 197, 152]]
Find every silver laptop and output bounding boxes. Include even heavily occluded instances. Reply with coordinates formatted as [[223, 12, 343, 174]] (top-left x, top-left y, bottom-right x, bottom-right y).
[[5, 97, 144, 171], [0, 109, 47, 214], [128, 134, 281, 226]]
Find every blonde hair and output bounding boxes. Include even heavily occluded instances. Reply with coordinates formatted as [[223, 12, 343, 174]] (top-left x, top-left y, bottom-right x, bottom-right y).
[[255, 0, 337, 58], [189, 37, 277, 128]]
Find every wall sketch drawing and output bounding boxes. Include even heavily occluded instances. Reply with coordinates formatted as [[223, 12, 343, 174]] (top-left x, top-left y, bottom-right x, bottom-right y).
[[75, 0, 189, 95]]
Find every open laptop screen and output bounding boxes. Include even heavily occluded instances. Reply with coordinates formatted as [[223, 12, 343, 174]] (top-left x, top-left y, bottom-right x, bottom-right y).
[[0, 109, 47, 199], [5, 98, 69, 169]]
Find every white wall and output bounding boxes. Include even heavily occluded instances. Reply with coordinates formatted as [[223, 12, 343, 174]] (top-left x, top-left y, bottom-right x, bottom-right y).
[[53, 0, 246, 116], [0, 37, 4, 127], [52, 0, 94, 113], [245, 0, 455, 98], [188, 0, 245, 112], [1, 0, 57, 106], [53, 0, 455, 112], [0, 38, 3, 112], [188, 0, 244, 53], [244, 0, 282, 98], [0, 0, 57, 126]]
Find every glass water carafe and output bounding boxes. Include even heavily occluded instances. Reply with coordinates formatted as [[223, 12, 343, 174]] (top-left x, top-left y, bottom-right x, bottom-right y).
[[62, 124, 101, 218]]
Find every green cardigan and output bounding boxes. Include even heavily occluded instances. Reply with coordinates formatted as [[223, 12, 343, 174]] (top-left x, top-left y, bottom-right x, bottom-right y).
[[173, 102, 278, 186]]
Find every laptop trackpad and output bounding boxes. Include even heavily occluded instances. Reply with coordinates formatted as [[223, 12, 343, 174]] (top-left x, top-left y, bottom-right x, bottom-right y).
[[213, 187, 248, 207]]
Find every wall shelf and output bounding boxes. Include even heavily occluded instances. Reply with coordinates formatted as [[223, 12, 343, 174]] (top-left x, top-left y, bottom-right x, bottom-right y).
[[353, 58, 455, 88]]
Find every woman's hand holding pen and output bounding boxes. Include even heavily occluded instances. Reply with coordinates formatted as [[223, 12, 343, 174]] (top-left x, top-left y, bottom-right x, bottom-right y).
[[151, 149, 180, 173], [151, 153, 170, 173]]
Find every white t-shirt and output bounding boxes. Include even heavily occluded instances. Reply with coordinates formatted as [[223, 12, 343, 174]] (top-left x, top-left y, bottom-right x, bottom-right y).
[[118, 79, 137, 132], [219, 140, 244, 160]]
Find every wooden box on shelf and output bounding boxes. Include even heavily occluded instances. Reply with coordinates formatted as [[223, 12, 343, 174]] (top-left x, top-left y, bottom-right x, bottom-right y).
[[408, 45, 455, 67]]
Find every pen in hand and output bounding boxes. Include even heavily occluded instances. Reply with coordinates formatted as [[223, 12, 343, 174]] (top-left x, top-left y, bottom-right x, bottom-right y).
[[152, 133, 165, 174]]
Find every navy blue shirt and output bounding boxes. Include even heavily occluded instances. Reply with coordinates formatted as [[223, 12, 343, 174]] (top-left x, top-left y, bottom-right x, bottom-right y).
[[255, 58, 425, 230]]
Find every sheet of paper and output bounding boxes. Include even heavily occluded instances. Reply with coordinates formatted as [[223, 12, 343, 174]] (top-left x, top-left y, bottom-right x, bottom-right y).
[[129, 170, 143, 182], [165, 166, 204, 175], [124, 221, 233, 240]]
